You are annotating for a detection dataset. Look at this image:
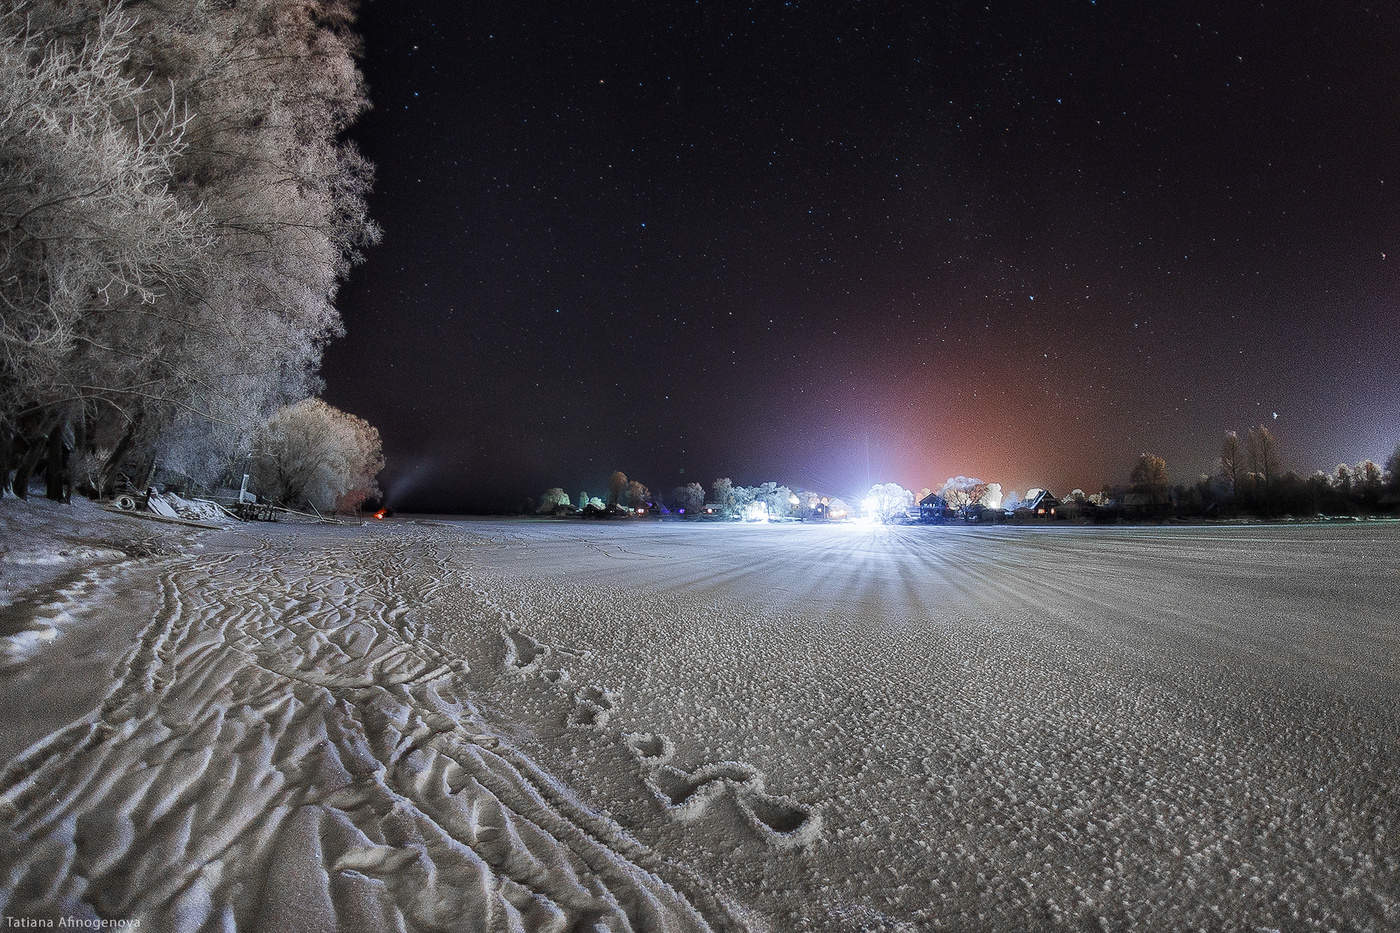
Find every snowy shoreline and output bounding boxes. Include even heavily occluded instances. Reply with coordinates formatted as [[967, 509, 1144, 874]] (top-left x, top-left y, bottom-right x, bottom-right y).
[[1, 505, 1397, 930], [1, 509, 748, 930]]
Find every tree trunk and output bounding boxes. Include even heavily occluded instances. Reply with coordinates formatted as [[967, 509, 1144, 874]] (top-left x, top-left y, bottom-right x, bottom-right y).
[[45, 420, 62, 500], [98, 411, 143, 498], [44, 417, 72, 502], [0, 426, 11, 497], [13, 430, 49, 500], [72, 404, 88, 493]]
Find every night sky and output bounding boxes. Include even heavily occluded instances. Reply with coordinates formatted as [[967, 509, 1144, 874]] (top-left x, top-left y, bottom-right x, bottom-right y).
[[321, 2, 1399, 513]]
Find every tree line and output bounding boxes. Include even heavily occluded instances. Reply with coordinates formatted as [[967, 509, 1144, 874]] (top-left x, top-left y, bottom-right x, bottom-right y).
[[536, 424, 1400, 523], [536, 474, 853, 520], [1123, 425, 1400, 520], [1, 0, 382, 511]]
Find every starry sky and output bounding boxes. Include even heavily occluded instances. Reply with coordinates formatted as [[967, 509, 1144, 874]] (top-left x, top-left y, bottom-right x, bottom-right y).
[[321, 2, 1399, 513]]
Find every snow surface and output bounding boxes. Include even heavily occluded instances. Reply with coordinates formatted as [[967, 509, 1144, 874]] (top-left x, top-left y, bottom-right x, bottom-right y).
[[0, 514, 1396, 930]]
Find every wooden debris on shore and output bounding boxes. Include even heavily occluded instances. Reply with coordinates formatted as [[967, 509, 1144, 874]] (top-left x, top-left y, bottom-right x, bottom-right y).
[[105, 489, 360, 527]]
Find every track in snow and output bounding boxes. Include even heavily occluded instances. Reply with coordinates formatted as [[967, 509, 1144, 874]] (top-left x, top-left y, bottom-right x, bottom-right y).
[[0, 528, 744, 931], [1, 518, 1396, 931], [441, 519, 1400, 931]]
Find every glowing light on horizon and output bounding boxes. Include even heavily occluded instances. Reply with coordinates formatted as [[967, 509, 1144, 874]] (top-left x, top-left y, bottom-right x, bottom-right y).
[[744, 500, 769, 522]]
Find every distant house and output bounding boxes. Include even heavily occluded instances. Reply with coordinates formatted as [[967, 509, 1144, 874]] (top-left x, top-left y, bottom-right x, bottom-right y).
[[1018, 489, 1060, 518], [918, 492, 949, 522], [1122, 490, 1164, 513], [1056, 497, 1086, 520], [963, 503, 997, 523]]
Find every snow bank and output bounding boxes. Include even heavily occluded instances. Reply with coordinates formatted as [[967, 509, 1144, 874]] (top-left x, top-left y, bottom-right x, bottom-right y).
[[0, 498, 193, 670]]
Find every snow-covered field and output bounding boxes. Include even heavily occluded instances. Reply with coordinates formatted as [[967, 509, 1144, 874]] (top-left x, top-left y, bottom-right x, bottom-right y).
[[1, 512, 1396, 930]]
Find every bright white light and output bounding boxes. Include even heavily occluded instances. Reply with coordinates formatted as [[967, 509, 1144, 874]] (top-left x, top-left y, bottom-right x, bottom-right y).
[[744, 500, 769, 522], [861, 496, 878, 515], [984, 482, 1003, 510]]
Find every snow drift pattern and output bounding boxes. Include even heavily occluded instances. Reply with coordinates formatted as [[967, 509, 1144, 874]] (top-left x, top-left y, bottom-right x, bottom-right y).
[[0, 531, 743, 930]]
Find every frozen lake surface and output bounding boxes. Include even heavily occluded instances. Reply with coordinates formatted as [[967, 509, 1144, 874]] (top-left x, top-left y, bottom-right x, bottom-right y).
[[450, 520, 1400, 930], [1, 517, 1396, 930]]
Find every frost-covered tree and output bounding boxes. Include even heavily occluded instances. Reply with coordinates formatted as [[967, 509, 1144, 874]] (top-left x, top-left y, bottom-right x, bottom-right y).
[[710, 477, 735, 515], [1386, 445, 1400, 498], [684, 481, 705, 512], [144, 0, 377, 483], [1, 0, 379, 499], [1002, 490, 1022, 511], [0, 6, 210, 495], [864, 482, 913, 521], [669, 482, 704, 514], [791, 489, 824, 518], [537, 488, 571, 512], [754, 481, 796, 519], [625, 479, 650, 509], [249, 398, 382, 511], [729, 484, 757, 515], [940, 476, 990, 514]]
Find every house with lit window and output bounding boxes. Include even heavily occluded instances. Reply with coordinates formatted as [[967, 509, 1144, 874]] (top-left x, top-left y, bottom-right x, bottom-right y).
[[1016, 488, 1060, 518]]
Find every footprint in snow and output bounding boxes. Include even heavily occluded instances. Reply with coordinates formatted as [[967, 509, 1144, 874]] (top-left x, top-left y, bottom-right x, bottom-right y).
[[646, 760, 764, 822], [737, 790, 822, 850], [569, 684, 619, 730], [644, 758, 822, 849], [501, 628, 548, 673], [623, 731, 675, 770]]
